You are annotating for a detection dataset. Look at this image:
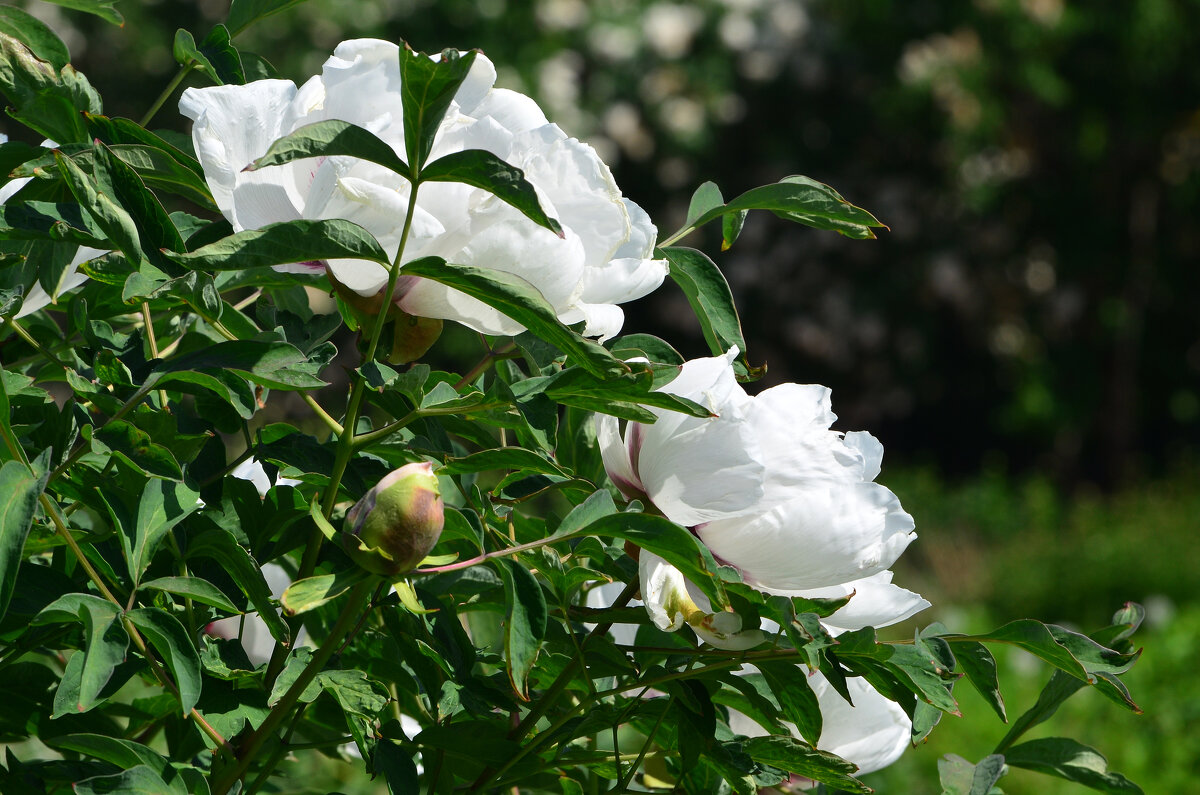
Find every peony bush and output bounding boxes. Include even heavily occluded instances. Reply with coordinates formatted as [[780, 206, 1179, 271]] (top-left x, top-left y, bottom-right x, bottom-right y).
[[0, 3, 1144, 794]]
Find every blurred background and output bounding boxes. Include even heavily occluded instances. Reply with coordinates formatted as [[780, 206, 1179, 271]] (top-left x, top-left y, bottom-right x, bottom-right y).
[[7, 0, 1199, 790]]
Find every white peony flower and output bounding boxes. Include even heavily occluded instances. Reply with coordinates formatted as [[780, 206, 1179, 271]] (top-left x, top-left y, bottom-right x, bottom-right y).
[[179, 39, 667, 340], [728, 669, 912, 778], [596, 348, 928, 644], [1, 137, 97, 318]]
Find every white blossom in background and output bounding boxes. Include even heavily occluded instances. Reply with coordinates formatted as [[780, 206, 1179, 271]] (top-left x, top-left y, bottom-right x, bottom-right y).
[[205, 460, 303, 665], [179, 39, 667, 340], [596, 348, 928, 645], [0, 135, 97, 318]]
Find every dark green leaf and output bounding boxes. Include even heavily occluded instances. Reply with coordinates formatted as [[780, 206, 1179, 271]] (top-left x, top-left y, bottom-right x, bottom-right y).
[[73, 765, 181, 795], [955, 620, 1139, 707], [84, 114, 205, 177], [140, 576, 239, 613], [399, 44, 478, 171], [126, 607, 203, 715], [375, 739, 420, 795], [756, 661, 821, 745], [673, 175, 885, 242], [497, 558, 547, 699], [421, 148, 562, 236], [1005, 738, 1142, 793], [520, 365, 712, 419], [152, 339, 327, 391], [227, 0, 308, 36], [659, 246, 763, 379], [954, 640, 1006, 722], [0, 452, 50, 623], [440, 448, 568, 477], [46, 733, 169, 776], [169, 218, 388, 271], [741, 736, 870, 795], [55, 150, 142, 263], [398, 258, 627, 378], [173, 25, 244, 86], [0, 197, 109, 247], [187, 525, 290, 647], [576, 512, 727, 609], [88, 421, 183, 481], [0, 7, 69, 70], [245, 118, 408, 178]]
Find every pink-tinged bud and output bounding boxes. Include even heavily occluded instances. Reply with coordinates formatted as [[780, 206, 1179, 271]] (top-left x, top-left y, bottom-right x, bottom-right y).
[[343, 462, 444, 576]]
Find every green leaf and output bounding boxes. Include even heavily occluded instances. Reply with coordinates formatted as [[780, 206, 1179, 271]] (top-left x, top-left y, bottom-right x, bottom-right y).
[[46, 733, 169, 776], [84, 113, 205, 177], [398, 258, 627, 378], [173, 25, 244, 86], [741, 736, 870, 795], [954, 620, 1140, 708], [0, 452, 50, 623], [497, 558, 547, 699], [421, 149, 562, 236], [576, 512, 727, 609], [755, 661, 821, 745], [280, 568, 371, 616], [126, 607, 203, 715], [672, 175, 886, 242], [152, 339, 328, 391], [74, 611, 128, 714], [187, 525, 290, 647], [659, 246, 763, 379], [169, 218, 388, 271], [440, 448, 568, 477], [88, 421, 183, 481], [0, 31, 101, 143], [375, 739, 420, 795], [140, 576, 239, 614], [73, 765, 182, 795], [33, 594, 128, 714], [1004, 738, 1142, 793], [126, 479, 201, 585], [938, 753, 1007, 795], [104, 144, 218, 212], [91, 141, 187, 256], [685, 181, 724, 228], [54, 149, 143, 265], [0, 197, 109, 247], [954, 640, 1006, 722], [550, 489, 617, 540], [38, 0, 123, 27], [245, 118, 409, 178], [0, 6, 70, 70], [399, 44, 478, 171], [520, 365, 712, 420], [227, 0, 308, 36]]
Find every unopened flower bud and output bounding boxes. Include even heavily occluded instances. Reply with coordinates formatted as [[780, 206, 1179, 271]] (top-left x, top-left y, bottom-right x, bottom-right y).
[[343, 462, 444, 576]]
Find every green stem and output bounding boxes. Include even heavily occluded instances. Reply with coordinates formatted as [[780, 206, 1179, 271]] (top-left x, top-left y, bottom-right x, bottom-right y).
[[211, 579, 375, 795], [141, 302, 170, 410], [410, 529, 590, 577], [469, 580, 639, 792], [140, 64, 194, 128], [4, 317, 70, 369]]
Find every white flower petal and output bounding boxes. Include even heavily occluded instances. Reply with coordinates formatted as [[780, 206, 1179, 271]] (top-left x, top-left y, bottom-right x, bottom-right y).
[[697, 482, 916, 591], [788, 570, 931, 632], [811, 671, 912, 775]]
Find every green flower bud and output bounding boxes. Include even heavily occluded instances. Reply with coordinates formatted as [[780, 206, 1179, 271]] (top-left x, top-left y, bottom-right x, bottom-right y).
[[342, 462, 444, 576]]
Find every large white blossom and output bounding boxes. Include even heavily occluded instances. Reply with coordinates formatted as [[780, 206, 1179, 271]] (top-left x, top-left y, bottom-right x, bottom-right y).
[[0, 135, 96, 318], [596, 348, 928, 642], [179, 39, 667, 339]]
